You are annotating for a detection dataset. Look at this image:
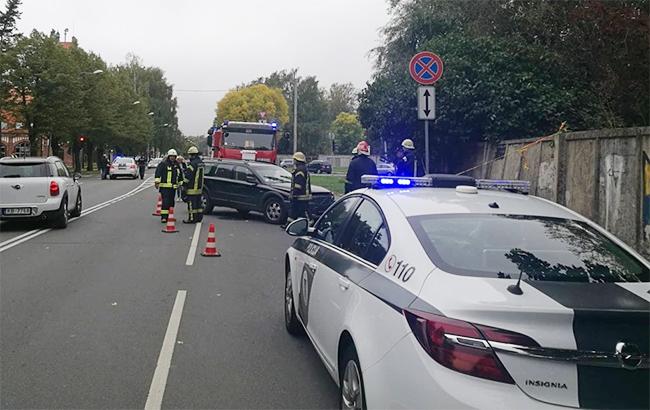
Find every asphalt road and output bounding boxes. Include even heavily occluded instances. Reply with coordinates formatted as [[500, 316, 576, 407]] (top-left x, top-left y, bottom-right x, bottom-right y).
[[0, 170, 338, 409]]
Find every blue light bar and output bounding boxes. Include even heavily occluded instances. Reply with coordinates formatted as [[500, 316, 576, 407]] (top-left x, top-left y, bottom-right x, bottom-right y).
[[379, 178, 394, 185], [271, 122, 278, 128], [361, 175, 432, 188], [397, 178, 412, 186]]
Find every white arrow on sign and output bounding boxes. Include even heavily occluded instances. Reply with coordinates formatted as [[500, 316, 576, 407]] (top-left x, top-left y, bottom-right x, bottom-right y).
[[417, 86, 435, 120]]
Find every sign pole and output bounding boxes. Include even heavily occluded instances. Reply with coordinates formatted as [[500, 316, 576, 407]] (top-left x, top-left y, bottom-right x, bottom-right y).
[[424, 119, 430, 174]]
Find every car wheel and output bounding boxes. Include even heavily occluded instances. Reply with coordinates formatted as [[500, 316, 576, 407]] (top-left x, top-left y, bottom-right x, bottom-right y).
[[339, 344, 366, 410], [69, 190, 82, 217], [52, 198, 68, 229], [263, 197, 285, 224], [202, 191, 214, 215], [284, 262, 303, 336]]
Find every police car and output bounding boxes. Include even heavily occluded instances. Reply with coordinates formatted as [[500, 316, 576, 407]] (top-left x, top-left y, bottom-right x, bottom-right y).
[[283, 174, 649, 410]]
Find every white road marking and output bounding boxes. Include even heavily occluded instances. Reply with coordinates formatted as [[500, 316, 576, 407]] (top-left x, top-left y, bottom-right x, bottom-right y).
[[0, 177, 153, 253], [145, 290, 187, 410], [185, 222, 203, 266]]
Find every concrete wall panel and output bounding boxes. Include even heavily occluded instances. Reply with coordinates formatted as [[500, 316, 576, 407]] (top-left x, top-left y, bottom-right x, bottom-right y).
[[565, 139, 598, 220]]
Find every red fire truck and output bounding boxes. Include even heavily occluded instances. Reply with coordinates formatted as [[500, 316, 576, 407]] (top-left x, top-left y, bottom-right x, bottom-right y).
[[209, 121, 279, 163]]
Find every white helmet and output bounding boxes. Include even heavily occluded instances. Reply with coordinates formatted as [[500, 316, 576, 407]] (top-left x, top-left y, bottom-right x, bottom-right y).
[[167, 149, 178, 157]]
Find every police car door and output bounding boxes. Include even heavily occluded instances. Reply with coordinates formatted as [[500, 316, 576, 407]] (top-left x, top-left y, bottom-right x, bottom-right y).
[[297, 196, 361, 369]]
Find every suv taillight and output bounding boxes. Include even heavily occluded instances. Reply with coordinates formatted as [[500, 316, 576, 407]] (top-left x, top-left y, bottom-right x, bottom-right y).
[[49, 180, 60, 196], [130, 164, 136, 169], [405, 310, 539, 384]]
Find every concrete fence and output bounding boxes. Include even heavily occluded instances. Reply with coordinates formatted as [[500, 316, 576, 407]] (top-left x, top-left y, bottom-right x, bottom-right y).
[[462, 127, 650, 256]]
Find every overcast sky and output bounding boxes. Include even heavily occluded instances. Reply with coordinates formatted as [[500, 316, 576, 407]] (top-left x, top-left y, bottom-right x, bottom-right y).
[[17, 0, 391, 136]]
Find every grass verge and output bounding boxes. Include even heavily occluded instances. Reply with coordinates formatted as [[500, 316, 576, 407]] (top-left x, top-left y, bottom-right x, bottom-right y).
[[311, 175, 345, 196]]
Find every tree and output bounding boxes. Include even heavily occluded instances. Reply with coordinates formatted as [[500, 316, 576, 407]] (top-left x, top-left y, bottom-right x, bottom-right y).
[[326, 83, 357, 122], [0, 0, 21, 51], [295, 77, 328, 155], [331, 112, 364, 155], [360, 0, 649, 172], [215, 84, 289, 126]]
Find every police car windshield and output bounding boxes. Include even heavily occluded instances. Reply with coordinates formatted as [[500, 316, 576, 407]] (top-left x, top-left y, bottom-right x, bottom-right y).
[[410, 214, 648, 283], [252, 164, 292, 184], [223, 130, 274, 150]]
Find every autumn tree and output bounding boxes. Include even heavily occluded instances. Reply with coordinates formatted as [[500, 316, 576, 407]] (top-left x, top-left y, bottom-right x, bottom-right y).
[[215, 84, 289, 126]]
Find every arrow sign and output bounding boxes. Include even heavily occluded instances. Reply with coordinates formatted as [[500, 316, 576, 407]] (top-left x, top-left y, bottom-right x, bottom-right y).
[[417, 86, 435, 120]]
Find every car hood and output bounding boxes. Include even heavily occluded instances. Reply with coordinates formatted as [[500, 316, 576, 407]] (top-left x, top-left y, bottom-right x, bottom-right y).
[[269, 182, 331, 194]]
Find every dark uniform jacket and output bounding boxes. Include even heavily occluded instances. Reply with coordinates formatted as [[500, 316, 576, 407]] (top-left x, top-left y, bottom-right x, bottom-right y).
[[154, 159, 182, 189], [395, 150, 425, 177], [136, 157, 147, 167], [345, 155, 378, 193], [183, 156, 204, 196], [291, 163, 311, 201]]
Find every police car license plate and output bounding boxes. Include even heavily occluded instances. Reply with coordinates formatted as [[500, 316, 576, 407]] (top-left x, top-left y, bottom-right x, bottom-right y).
[[3, 207, 31, 215]]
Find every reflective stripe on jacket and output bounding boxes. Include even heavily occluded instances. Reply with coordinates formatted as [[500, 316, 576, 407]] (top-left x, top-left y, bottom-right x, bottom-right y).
[[155, 159, 181, 189], [183, 157, 204, 195]]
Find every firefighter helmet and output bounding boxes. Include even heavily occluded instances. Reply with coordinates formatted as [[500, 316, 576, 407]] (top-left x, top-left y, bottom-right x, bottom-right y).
[[401, 139, 415, 150], [292, 152, 306, 163], [356, 141, 370, 155], [187, 146, 199, 155], [167, 149, 178, 157]]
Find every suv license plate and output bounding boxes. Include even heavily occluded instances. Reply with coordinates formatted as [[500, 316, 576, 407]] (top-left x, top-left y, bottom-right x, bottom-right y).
[[3, 207, 31, 215]]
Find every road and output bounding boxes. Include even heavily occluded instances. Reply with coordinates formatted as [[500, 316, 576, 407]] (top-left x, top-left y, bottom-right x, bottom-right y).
[[0, 170, 338, 409]]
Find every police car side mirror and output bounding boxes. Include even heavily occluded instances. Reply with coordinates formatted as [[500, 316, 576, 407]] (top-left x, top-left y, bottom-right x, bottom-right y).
[[285, 218, 309, 236]]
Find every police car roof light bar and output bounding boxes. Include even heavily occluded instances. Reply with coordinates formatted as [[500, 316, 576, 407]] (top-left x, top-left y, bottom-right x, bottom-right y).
[[476, 179, 530, 195], [361, 175, 433, 188]]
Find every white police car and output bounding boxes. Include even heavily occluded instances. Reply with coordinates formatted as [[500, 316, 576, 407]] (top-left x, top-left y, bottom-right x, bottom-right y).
[[283, 175, 649, 409]]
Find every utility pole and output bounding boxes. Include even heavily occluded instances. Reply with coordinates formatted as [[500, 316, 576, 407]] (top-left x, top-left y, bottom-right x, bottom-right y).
[[293, 70, 298, 154]]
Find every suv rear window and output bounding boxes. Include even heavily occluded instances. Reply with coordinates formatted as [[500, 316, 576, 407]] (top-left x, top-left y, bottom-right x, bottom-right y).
[[410, 214, 648, 283], [0, 163, 52, 178]]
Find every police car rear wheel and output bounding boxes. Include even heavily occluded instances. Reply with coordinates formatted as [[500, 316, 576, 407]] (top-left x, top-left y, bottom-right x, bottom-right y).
[[284, 265, 303, 336], [264, 198, 284, 224], [340, 345, 365, 410]]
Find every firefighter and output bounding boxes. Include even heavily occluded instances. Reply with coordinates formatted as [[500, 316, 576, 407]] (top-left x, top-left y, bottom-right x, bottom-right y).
[[395, 138, 424, 177], [345, 141, 377, 193], [154, 149, 182, 223], [176, 155, 187, 200], [289, 152, 311, 223], [182, 146, 204, 224]]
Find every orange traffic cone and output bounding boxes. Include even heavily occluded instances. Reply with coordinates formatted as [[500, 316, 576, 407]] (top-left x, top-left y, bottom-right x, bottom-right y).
[[162, 206, 179, 233], [201, 223, 221, 257], [152, 194, 162, 216]]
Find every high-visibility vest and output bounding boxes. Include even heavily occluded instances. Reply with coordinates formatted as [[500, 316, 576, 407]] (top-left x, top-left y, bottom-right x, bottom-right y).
[[155, 161, 181, 189], [184, 159, 204, 195]]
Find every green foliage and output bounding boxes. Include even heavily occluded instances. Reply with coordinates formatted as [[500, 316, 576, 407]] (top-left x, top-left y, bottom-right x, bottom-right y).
[[243, 71, 357, 155], [331, 112, 364, 154], [1, 18, 181, 160], [360, 0, 649, 172], [216, 84, 289, 126], [0, 0, 21, 51]]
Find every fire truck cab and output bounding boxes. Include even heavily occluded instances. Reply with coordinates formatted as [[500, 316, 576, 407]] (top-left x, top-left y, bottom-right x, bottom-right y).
[[209, 121, 278, 164]]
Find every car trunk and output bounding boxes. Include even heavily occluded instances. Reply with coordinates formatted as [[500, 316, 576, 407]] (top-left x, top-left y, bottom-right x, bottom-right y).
[[0, 177, 51, 204], [428, 279, 649, 409]]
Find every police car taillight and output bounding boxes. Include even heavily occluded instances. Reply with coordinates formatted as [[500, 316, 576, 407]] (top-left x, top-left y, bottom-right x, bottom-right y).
[[404, 310, 539, 384]]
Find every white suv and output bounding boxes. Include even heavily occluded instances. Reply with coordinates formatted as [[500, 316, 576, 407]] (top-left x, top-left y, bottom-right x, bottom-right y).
[[0, 156, 82, 228]]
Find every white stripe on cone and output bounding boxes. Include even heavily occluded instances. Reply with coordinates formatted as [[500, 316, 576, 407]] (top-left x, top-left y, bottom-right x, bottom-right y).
[[162, 206, 178, 233], [201, 223, 221, 257]]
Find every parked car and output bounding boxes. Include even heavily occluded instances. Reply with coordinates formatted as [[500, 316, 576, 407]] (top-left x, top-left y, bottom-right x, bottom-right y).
[[279, 159, 294, 169], [109, 157, 138, 179], [0, 156, 82, 228], [307, 160, 332, 174], [202, 159, 335, 224], [377, 162, 396, 176], [147, 157, 163, 169]]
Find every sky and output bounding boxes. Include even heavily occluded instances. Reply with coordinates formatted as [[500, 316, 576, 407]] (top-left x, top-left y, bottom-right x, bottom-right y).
[[17, 0, 391, 136]]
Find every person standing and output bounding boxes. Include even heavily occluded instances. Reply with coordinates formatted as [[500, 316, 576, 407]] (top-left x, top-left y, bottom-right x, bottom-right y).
[[99, 154, 110, 180], [345, 141, 377, 193], [136, 155, 147, 179], [176, 155, 187, 201], [289, 152, 311, 222], [182, 146, 204, 224], [154, 149, 182, 223], [394, 138, 425, 177]]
